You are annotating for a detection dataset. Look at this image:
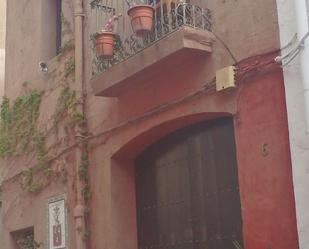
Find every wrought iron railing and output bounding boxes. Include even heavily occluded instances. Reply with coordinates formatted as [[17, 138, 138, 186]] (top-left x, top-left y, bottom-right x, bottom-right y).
[[90, 0, 212, 75]]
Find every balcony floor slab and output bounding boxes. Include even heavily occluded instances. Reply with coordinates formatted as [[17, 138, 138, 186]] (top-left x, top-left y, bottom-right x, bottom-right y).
[[91, 26, 215, 97]]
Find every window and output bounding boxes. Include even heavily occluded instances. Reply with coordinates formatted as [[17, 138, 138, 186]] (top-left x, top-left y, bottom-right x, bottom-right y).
[[11, 227, 40, 249], [41, 0, 62, 61], [56, 0, 62, 54]]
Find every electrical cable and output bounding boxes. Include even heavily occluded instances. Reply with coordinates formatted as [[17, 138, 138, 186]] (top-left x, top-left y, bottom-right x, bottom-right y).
[[281, 48, 301, 67], [275, 31, 309, 65], [212, 31, 238, 64], [0, 25, 297, 195]]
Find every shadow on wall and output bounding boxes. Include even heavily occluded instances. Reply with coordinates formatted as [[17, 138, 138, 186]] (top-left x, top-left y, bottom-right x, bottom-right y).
[[0, 49, 4, 98]]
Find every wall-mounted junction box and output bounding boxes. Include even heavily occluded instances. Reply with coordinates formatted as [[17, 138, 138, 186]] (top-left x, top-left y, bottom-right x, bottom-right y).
[[216, 66, 236, 91]]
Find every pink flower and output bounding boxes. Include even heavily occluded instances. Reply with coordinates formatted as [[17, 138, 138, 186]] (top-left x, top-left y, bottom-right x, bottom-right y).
[[101, 14, 122, 32]]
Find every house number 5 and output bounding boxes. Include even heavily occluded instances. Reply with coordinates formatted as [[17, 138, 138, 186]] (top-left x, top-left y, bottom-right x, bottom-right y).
[[262, 143, 269, 157]]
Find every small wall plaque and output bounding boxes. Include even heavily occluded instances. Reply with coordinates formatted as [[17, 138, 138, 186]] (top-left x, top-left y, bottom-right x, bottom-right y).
[[48, 195, 67, 249]]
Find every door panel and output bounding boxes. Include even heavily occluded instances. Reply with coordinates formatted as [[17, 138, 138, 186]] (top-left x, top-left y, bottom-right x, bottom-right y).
[[135, 118, 243, 249]]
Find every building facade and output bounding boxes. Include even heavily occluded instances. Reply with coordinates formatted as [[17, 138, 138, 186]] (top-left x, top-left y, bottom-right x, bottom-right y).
[[0, 0, 6, 98], [0, 0, 6, 244], [277, 0, 309, 248], [0, 0, 302, 249]]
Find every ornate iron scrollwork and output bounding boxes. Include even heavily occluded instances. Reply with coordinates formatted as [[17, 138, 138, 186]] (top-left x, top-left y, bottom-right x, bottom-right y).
[[90, 1, 212, 75]]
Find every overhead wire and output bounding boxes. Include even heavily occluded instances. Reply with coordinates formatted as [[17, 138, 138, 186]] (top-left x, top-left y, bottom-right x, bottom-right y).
[[1, 26, 306, 193], [275, 31, 309, 67]]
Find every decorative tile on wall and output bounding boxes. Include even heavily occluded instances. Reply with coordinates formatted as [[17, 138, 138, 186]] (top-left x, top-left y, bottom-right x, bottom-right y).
[[48, 195, 67, 249]]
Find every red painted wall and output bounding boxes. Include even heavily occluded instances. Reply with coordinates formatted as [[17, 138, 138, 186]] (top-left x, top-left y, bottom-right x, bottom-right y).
[[235, 71, 299, 249], [89, 70, 299, 249]]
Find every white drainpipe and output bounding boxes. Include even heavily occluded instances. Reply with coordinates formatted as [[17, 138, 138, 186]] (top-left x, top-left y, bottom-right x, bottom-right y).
[[294, 0, 309, 133]]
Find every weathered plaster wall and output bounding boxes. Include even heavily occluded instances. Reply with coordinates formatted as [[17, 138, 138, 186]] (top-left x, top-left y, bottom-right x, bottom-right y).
[[84, 0, 281, 134], [4, 0, 42, 99], [1, 0, 300, 249], [0, 0, 6, 49], [83, 0, 298, 247], [277, 0, 309, 248], [86, 70, 298, 249], [0, 49, 3, 243], [0, 0, 77, 247], [0, 0, 5, 99], [235, 71, 298, 249], [0, 0, 6, 244], [0, 49, 4, 98], [0, 50, 78, 249], [4, 0, 75, 99]]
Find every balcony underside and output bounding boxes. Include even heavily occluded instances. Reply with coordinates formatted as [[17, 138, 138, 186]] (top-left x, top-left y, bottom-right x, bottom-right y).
[[91, 26, 215, 97]]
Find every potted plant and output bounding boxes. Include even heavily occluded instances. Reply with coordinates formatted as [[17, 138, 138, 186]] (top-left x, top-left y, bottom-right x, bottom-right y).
[[95, 14, 122, 58], [125, 0, 155, 36]]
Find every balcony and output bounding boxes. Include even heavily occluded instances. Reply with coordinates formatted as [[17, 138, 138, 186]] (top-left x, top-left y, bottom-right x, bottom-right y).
[[90, 0, 214, 97]]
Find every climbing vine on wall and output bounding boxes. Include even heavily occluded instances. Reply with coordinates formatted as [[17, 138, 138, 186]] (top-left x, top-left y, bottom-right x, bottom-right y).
[[57, 39, 75, 62], [64, 58, 76, 78], [55, 86, 91, 241], [0, 85, 87, 194], [54, 86, 77, 129], [0, 90, 43, 157], [54, 86, 86, 133], [0, 90, 50, 193]]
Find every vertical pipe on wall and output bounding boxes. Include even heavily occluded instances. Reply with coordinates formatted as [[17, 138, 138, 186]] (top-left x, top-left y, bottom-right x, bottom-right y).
[[294, 0, 309, 133], [74, 0, 86, 249]]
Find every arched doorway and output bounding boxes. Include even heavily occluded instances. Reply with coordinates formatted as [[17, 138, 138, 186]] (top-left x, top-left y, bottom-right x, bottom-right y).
[[135, 117, 243, 249]]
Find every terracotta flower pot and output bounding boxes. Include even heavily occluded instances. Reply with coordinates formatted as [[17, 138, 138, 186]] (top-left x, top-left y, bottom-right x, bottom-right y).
[[127, 5, 154, 37], [95, 31, 115, 58]]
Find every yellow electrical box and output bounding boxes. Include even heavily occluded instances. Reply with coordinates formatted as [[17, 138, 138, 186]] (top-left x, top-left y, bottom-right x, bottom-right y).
[[216, 66, 236, 91]]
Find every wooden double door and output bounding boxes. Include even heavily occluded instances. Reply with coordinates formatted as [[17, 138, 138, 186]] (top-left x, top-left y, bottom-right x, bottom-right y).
[[135, 118, 243, 249]]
